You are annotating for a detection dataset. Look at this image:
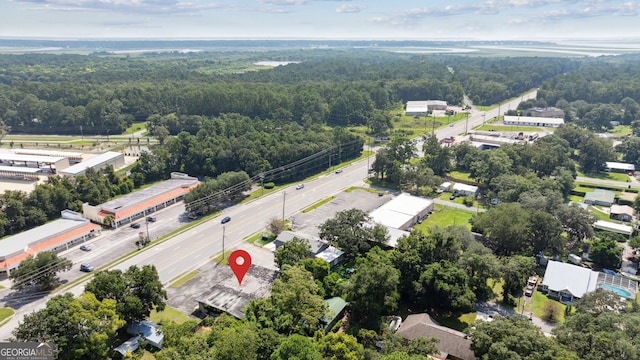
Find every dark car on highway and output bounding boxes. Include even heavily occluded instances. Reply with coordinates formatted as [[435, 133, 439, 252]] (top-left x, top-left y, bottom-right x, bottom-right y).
[[130, 223, 141, 229], [221, 216, 231, 224], [147, 216, 157, 222]]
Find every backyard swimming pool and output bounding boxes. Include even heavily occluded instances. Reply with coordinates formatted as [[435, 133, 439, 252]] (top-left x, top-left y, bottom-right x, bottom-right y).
[[598, 283, 633, 298]]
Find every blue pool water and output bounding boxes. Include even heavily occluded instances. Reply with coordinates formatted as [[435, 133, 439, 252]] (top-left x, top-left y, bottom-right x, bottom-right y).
[[598, 283, 633, 298]]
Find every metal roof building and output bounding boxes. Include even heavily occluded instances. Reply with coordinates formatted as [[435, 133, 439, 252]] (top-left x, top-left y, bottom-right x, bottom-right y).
[[405, 101, 430, 116], [13, 149, 83, 163], [369, 193, 433, 231], [0, 153, 69, 172], [605, 162, 635, 172], [0, 210, 100, 276], [593, 220, 633, 236], [503, 115, 565, 128], [59, 151, 124, 177], [0, 165, 42, 180], [82, 172, 200, 228]]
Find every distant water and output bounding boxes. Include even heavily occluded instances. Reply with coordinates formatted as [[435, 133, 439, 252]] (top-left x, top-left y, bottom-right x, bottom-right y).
[[253, 61, 300, 66]]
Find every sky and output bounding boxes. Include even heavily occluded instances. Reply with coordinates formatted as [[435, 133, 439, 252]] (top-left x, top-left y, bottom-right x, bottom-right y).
[[2, 0, 640, 40]]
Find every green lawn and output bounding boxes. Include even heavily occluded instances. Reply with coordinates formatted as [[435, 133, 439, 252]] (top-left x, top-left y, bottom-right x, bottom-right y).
[[212, 251, 232, 265], [447, 170, 474, 182], [302, 196, 336, 213], [431, 311, 477, 332], [610, 125, 632, 137], [578, 170, 631, 182], [170, 270, 199, 288], [417, 204, 475, 230], [149, 306, 193, 325], [588, 206, 613, 221], [0, 307, 14, 324], [523, 291, 568, 323]]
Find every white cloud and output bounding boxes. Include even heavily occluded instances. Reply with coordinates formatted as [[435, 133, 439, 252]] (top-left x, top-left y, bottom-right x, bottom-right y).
[[336, 4, 364, 13], [258, 0, 308, 5]]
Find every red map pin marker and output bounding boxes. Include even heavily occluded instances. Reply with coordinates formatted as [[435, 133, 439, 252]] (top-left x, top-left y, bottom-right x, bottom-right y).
[[228, 249, 252, 286]]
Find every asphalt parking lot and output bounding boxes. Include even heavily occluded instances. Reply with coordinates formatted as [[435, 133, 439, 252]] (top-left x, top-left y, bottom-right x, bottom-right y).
[[291, 188, 393, 237]]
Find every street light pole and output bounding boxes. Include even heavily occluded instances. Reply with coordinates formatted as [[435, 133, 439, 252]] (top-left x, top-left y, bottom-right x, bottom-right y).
[[145, 217, 150, 244]]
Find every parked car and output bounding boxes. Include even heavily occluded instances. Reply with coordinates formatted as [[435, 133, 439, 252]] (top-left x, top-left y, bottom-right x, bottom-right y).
[[80, 263, 94, 272], [525, 285, 534, 297], [221, 216, 231, 224], [80, 244, 92, 251], [130, 223, 141, 229], [295, 184, 304, 190], [146, 216, 157, 222], [449, 194, 456, 200]]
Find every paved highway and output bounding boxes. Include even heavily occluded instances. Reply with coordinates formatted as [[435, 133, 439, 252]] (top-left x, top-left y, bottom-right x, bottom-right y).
[[0, 90, 536, 340]]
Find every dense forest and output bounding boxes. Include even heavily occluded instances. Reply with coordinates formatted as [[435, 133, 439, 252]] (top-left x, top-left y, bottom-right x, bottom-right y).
[[0, 51, 575, 135]]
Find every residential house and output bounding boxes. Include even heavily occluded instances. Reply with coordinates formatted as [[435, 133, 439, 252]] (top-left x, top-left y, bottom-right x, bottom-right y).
[[396, 313, 477, 360], [609, 204, 635, 222], [584, 189, 615, 207]]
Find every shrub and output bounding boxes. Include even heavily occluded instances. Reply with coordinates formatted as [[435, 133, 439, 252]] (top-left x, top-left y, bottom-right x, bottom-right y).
[[542, 301, 562, 322], [463, 196, 475, 207], [264, 182, 275, 189]]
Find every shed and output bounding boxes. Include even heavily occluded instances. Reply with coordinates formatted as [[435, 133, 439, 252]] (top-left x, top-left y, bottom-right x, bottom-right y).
[[568, 254, 581, 265], [438, 181, 452, 193], [321, 297, 348, 332], [584, 189, 615, 207], [314, 246, 345, 267]]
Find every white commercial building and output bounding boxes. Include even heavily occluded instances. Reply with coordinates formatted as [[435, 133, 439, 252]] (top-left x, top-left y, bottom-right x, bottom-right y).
[[405, 101, 430, 117], [503, 116, 565, 128], [369, 193, 434, 231], [59, 151, 125, 177]]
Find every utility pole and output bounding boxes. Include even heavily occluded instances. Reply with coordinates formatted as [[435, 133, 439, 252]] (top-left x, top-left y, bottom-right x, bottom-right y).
[[465, 113, 469, 135], [282, 191, 286, 223], [260, 174, 264, 196], [145, 216, 150, 243], [221, 225, 225, 262]]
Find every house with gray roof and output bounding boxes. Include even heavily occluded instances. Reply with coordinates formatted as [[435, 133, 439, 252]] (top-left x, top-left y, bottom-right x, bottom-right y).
[[584, 189, 615, 207]]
